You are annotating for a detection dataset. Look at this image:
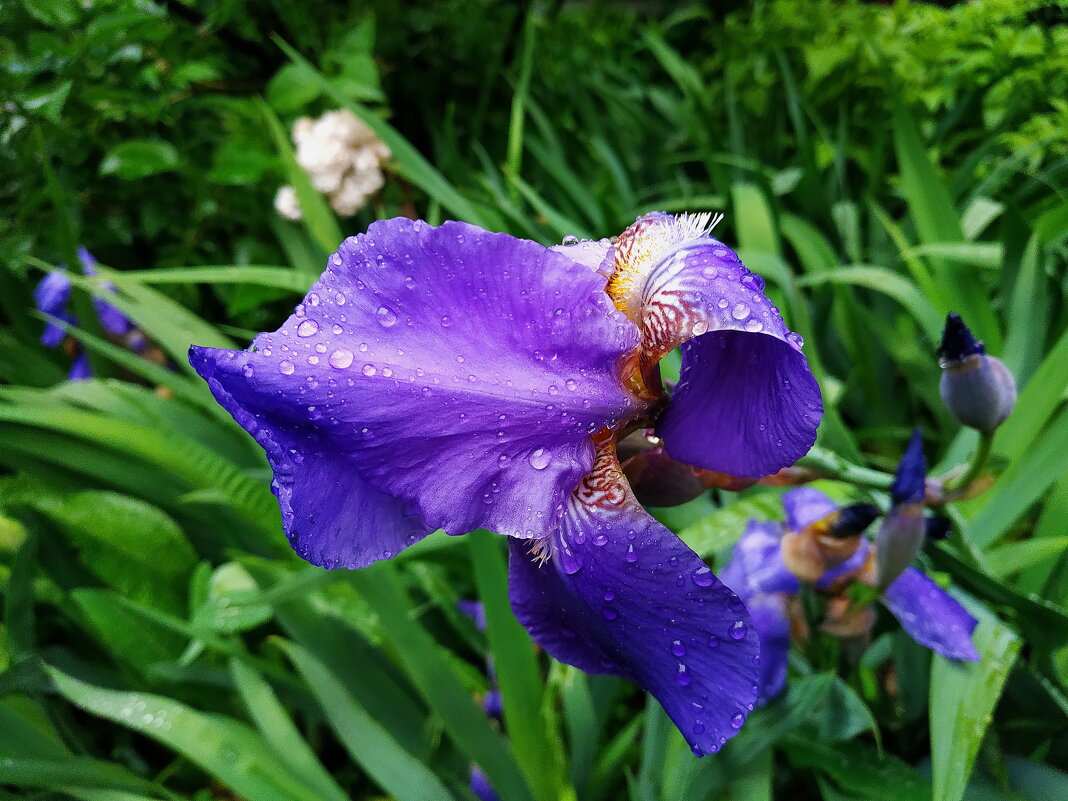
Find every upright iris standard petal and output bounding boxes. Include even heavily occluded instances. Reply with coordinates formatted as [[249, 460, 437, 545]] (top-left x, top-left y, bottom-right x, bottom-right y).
[[782, 487, 840, 531], [605, 213, 821, 477], [508, 441, 759, 756], [882, 568, 980, 661], [191, 219, 645, 557]]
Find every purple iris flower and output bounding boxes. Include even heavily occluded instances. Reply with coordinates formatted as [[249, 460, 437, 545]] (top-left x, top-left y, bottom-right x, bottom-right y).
[[189, 214, 823, 754], [722, 483, 979, 703], [33, 248, 134, 360]]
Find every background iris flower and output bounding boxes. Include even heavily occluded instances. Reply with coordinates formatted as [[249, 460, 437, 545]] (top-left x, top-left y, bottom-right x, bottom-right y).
[[189, 212, 823, 755], [721, 437, 980, 704]]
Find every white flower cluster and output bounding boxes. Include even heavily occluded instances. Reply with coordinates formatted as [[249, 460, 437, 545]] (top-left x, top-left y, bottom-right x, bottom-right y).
[[273, 109, 391, 220]]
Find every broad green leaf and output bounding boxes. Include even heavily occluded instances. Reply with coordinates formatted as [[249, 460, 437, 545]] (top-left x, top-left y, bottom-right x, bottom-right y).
[[782, 734, 931, 801], [45, 665, 324, 801], [930, 603, 1021, 801], [99, 140, 180, 180]]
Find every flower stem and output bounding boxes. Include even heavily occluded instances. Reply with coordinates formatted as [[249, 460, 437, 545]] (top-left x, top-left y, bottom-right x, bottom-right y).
[[795, 447, 895, 491], [947, 431, 995, 494]]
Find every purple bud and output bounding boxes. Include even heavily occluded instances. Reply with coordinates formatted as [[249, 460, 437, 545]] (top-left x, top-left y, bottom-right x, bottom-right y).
[[68, 353, 93, 381], [875, 431, 926, 589], [470, 766, 500, 801], [938, 313, 1016, 432]]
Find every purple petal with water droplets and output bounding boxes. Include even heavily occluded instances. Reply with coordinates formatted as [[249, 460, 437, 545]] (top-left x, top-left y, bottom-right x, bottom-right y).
[[508, 446, 759, 756], [882, 567, 979, 661], [190, 218, 644, 555], [782, 487, 840, 532], [191, 346, 427, 568]]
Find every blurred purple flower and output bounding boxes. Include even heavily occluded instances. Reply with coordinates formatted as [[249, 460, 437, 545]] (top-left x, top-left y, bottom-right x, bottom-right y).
[[33, 248, 135, 381], [189, 214, 823, 754], [721, 447, 979, 702]]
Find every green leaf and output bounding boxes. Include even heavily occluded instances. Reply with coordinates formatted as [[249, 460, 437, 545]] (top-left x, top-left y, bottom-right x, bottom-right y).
[[45, 665, 325, 801], [782, 734, 931, 801], [266, 64, 322, 113], [929, 603, 1021, 801], [676, 492, 785, 560], [99, 141, 180, 180], [45, 491, 196, 613], [279, 640, 459, 801], [229, 659, 350, 801], [350, 565, 535, 801], [469, 532, 567, 801]]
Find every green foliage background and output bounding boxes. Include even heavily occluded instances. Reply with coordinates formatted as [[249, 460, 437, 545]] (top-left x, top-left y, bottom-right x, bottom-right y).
[[1, 1, 1067, 800]]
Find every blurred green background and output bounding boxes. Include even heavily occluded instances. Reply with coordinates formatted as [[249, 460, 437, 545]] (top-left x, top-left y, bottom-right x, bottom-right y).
[[1, 1, 1066, 799]]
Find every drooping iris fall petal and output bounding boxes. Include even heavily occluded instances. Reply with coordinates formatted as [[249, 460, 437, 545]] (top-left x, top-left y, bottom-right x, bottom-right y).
[[882, 567, 980, 661], [508, 441, 759, 755], [191, 218, 645, 563]]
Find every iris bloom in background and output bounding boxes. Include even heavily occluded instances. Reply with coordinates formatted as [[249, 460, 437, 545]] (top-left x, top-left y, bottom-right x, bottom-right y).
[[720, 432, 979, 704], [34, 247, 137, 380], [190, 213, 823, 754]]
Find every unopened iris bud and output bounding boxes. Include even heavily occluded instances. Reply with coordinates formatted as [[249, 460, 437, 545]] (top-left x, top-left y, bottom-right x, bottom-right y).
[[937, 313, 1016, 432], [875, 429, 926, 590]]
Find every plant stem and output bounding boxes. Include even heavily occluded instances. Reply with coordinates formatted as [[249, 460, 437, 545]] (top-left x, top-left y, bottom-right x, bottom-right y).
[[947, 431, 995, 493], [795, 446, 895, 491]]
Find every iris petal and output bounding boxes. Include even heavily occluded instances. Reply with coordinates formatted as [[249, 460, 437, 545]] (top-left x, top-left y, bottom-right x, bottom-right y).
[[782, 487, 840, 532], [191, 218, 645, 551], [882, 567, 980, 661], [605, 214, 821, 476], [190, 346, 426, 567], [747, 594, 792, 704], [719, 519, 799, 598], [508, 443, 759, 755]]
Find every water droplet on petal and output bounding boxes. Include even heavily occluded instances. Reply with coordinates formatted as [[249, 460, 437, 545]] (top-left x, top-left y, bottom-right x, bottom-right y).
[[625, 544, 637, 563], [745, 319, 763, 332], [741, 273, 766, 292], [730, 712, 745, 729], [404, 276, 416, 289], [329, 349, 354, 369], [562, 234, 579, 245], [671, 640, 686, 657], [728, 620, 748, 640], [731, 302, 750, 320], [602, 607, 618, 621], [691, 566, 714, 587], [676, 664, 691, 686], [362, 364, 377, 377], [528, 449, 551, 470], [297, 319, 319, 337], [241, 363, 254, 377], [376, 306, 397, 327], [279, 360, 295, 375]]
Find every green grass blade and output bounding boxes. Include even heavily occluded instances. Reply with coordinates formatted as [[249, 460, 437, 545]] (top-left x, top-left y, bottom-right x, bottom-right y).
[[469, 532, 567, 801], [351, 564, 536, 801], [929, 604, 1021, 801], [278, 640, 459, 801], [229, 658, 350, 801]]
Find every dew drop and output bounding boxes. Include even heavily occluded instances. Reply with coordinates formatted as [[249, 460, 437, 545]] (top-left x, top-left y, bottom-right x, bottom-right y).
[[625, 544, 637, 563], [717, 297, 729, 309], [362, 364, 377, 377], [565, 379, 578, 391], [730, 713, 745, 729], [297, 319, 319, 337], [602, 607, 618, 621], [728, 620, 748, 640], [528, 449, 551, 470], [603, 590, 615, 601], [440, 315, 452, 328], [279, 360, 295, 375], [731, 302, 750, 320], [331, 324, 343, 334], [671, 640, 686, 657], [593, 533, 608, 547], [676, 664, 691, 686], [691, 566, 714, 587], [708, 635, 719, 648], [404, 276, 416, 289], [745, 319, 763, 332], [241, 363, 254, 377], [741, 273, 766, 292], [376, 306, 397, 327], [329, 349, 354, 369], [561, 234, 579, 245], [692, 320, 709, 336]]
